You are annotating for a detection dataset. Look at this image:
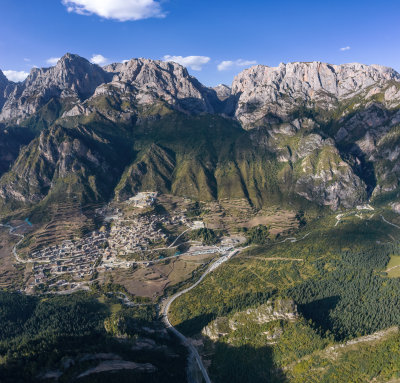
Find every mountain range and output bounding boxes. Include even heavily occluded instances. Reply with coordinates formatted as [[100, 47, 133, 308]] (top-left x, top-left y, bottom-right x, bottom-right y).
[[1, 53, 400, 212]]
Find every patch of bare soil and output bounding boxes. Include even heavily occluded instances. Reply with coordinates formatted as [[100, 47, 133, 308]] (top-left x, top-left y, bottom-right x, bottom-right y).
[[241, 209, 298, 235], [102, 254, 214, 299]]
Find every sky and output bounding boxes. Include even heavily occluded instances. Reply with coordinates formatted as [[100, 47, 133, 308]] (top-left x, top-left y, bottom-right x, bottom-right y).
[[0, 0, 399, 86]]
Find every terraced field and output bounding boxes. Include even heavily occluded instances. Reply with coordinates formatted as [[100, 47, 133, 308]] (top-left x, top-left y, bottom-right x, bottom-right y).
[[17, 200, 101, 257]]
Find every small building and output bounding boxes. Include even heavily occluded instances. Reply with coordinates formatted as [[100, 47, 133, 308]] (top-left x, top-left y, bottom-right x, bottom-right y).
[[128, 192, 158, 208]]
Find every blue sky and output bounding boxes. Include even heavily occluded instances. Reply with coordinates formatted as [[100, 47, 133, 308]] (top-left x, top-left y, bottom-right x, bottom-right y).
[[0, 0, 399, 86]]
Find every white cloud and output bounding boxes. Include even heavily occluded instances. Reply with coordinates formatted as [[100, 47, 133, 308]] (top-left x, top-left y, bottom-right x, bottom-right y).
[[3, 70, 29, 82], [340, 46, 351, 51], [90, 54, 109, 65], [217, 59, 257, 71], [62, 0, 165, 21], [163, 55, 211, 71], [46, 57, 61, 65], [23, 58, 31, 62], [217, 61, 234, 71]]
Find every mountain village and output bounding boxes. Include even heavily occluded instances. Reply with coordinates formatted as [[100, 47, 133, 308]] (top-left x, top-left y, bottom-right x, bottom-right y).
[[24, 192, 237, 292]]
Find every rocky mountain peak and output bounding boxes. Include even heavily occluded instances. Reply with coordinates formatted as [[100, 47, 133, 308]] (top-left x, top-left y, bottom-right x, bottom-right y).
[[58, 52, 83, 65], [233, 61, 399, 97], [0, 69, 8, 87], [101, 57, 217, 114], [105, 57, 192, 83], [0, 53, 111, 123], [231, 61, 400, 127], [24, 53, 109, 98]]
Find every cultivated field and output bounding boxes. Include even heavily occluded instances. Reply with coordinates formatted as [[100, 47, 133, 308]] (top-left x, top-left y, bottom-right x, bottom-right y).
[[99, 253, 216, 298]]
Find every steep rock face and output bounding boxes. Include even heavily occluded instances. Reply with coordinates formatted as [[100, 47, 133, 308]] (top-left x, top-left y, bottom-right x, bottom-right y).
[[0, 70, 9, 110], [247, 118, 367, 208], [64, 57, 222, 120], [0, 124, 121, 205], [370, 125, 400, 195], [103, 58, 218, 114], [212, 84, 236, 115], [0, 69, 8, 87], [229, 62, 400, 205], [335, 104, 398, 145], [213, 84, 231, 101], [0, 54, 111, 123], [294, 142, 366, 209], [0, 128, 36, 177], [232, 62, 400, 128], [202, 299, 298, 341], [289, 133, 366, 209]]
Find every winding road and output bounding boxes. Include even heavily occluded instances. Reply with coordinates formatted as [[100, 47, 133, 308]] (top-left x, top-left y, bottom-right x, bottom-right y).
[[381, 215, 400, 229], [0, 223, 27, 263], [0, 222, 52, 265], [278, 232, 310, 243], [168, 228, 191, 248], [161, 248, 241, 383]]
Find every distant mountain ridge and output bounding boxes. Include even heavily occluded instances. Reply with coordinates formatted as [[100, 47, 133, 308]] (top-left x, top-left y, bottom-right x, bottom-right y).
[[232, 61, 400, 126], [1, 53, 400, 211], [2, 55, 399, 124]]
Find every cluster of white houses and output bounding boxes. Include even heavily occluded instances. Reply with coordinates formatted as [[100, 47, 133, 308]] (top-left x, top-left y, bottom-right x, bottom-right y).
[[106, 211, 189, 259], [26, 200, 190, 288], [24, 193, 221, 291], [107, 215, 167, 257], [28, 231, 107, 289]]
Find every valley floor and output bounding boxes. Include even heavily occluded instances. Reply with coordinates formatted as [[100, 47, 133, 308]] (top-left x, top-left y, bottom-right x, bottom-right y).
[[1, 195, 400, 382]]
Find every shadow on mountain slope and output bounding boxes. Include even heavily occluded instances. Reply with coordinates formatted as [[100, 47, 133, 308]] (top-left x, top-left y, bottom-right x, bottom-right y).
[[208, 342, 287, 383]]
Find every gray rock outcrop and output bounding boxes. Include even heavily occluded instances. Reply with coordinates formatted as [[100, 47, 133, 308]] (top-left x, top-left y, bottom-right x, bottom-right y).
[[202, 299, 299, 341], [0, 53, 111, 123], [104, 58, 217, 114], [212, 84, 231, 101], [0, 70, 9, 110], [231, 62, 400, 128]]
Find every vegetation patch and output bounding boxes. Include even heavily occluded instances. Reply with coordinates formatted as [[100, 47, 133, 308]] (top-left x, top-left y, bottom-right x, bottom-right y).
[[386, 255, 400, 278], [242, 224, 270, 245], [169, 211, 400, 381], [189, 228, 220, 245], [0, 291, 186, 383]]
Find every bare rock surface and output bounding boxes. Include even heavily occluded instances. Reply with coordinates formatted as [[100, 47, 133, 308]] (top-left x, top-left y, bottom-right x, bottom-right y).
[[202, 299, 299, 341], [212, 84, 232, 101], [231, 61, 400, 127], [103, 58, 217, 114], [0, 70, 9, 110], [0, 53, 110, 122]]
